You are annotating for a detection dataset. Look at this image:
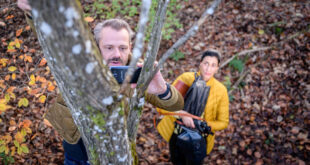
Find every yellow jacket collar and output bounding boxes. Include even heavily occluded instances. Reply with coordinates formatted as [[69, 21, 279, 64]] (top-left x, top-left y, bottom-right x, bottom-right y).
[[197, 71, 215, 86]]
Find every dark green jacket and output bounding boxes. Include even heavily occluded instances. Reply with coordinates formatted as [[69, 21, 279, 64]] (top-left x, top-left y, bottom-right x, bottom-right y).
[[46, 86, 184, 144]]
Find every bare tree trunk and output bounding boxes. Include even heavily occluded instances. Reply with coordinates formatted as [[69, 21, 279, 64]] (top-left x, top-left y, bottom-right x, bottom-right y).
[[28, 0, 132, 164]]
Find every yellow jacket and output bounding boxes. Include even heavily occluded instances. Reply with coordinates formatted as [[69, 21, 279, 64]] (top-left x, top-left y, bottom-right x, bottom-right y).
[[157, 72, 229, 154]]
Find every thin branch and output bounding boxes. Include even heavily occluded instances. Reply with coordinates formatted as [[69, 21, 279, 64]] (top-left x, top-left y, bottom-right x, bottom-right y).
[[228, 70, 249, 95], [221, 26, 310, 69], [227, 27, 310, 95], [228, 51, 267, 95], [126, 0, 170, 141], [277, 26, 310, 44], [120, 0, 151, 94], [137, 0, 169, 92], [228, 52, 265, 95], [220, 47, 271, 68], [0, 3, 17, 11], [158, 0, 222, 65], [141, 0, 222, 92]]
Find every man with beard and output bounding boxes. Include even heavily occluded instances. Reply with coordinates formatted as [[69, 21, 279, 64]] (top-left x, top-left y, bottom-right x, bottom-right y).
[[18, 1, 184, 164]]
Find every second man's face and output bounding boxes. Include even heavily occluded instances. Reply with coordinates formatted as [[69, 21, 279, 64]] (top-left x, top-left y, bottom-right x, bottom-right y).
[[99, 27, 131, 66], [199, 56, 219, 81]]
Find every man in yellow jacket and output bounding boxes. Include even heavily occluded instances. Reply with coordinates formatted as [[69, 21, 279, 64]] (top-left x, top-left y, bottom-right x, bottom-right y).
[[157, 50, 229, 165]]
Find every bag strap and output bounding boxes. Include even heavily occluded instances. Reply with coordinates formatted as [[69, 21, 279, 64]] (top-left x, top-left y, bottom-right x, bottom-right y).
[[159, 111, 204, 121], [153, 110, 205, 128], [153, 73, 204, 127], [194, 72, 200, 82]]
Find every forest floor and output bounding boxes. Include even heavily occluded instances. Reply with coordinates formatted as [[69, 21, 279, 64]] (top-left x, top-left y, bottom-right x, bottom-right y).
[[0, 0, 309, 164]]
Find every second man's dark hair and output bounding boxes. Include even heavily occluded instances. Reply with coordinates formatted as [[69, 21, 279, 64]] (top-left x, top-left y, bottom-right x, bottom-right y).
[[201, 50, 221, 64]]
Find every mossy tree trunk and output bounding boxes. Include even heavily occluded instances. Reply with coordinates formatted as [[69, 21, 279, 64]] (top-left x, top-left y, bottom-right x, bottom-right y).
[[29, 0, 132, 164]]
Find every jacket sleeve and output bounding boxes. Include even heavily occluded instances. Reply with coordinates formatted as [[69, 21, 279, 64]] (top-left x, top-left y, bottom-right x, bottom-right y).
[[207, 88, 229, 131], [153, 72, 197, 112], [24, 11, 37, 37], [44, 94, 81, 144], [145, 85, 184, 111]]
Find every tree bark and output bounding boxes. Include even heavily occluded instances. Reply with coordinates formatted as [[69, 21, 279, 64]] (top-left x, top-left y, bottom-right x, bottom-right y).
[[28, 0, 132, 164]]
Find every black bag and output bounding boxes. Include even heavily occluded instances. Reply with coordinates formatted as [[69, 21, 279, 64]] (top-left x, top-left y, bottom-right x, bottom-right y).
[[174, 122, 207, 162]]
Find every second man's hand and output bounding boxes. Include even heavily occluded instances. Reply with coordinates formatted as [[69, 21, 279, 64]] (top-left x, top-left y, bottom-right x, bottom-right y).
[[147, 70, 168, 95], [179, 110, 195, 129]]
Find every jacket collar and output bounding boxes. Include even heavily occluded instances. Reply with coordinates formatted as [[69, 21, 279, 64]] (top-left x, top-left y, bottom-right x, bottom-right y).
[[197, 71, 215, 86]]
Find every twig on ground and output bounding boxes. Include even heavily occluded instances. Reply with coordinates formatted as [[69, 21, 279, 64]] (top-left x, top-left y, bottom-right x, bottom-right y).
[[220, 47, 271, 68], [226, 27, 310, 94]]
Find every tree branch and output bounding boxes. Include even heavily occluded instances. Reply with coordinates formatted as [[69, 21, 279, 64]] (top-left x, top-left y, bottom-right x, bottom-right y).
[[228, 26, 310, 95], [120, 0, 151, 93], [137, 0, 169, 93], [228, 70, 249, 95], [127, 0, 170, 141], [220, 47, 271, 68], [221, 26, 310, 69], [142, 0, 222, 92]]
